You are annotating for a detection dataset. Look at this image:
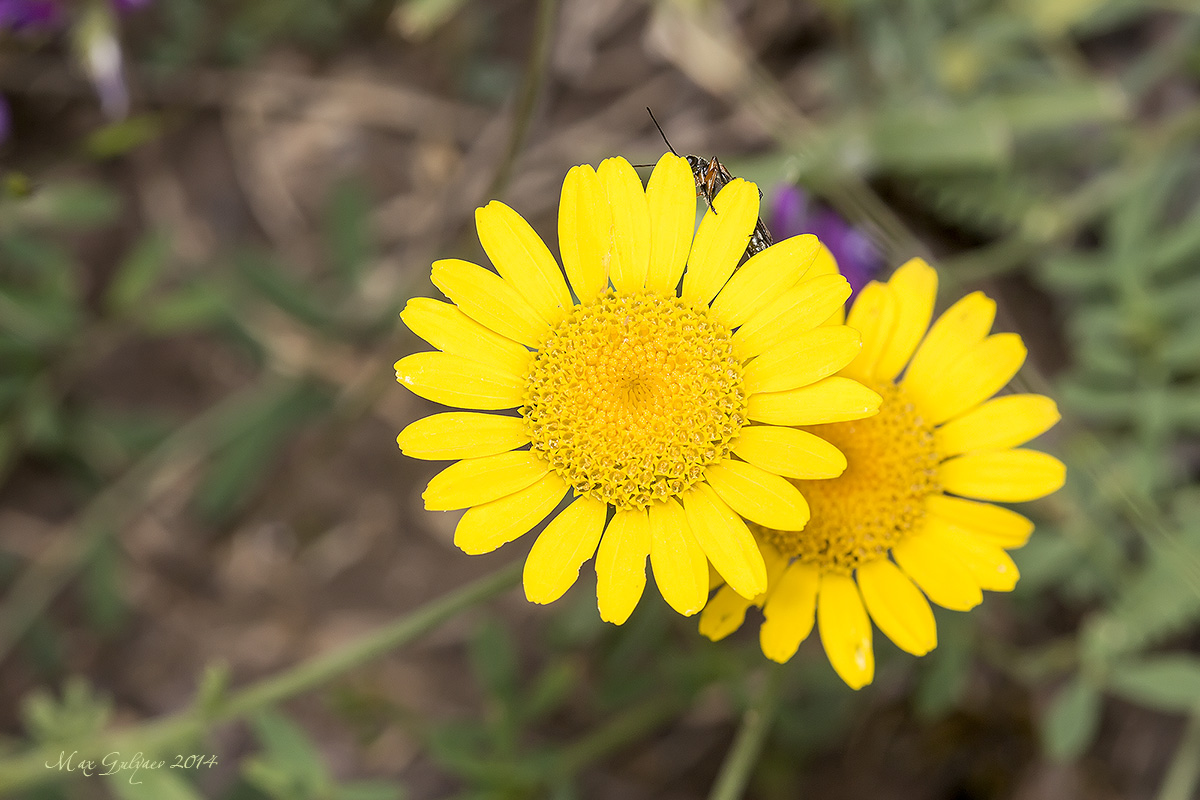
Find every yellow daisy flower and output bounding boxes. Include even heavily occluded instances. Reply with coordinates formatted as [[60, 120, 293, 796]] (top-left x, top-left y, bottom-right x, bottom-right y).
[[699, 257, 1066, 687], [394, 154, 882, 624]]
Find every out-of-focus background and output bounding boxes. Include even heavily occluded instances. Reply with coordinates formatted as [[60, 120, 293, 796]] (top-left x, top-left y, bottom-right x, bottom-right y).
[[2, 1, 1199, 798]]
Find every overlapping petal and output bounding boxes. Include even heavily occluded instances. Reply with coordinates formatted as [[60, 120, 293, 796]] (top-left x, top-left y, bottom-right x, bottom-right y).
[[644, 153, 695, 293], [397, 412, 529, 460], [558, 164, 612, 303], [596, 508, 652, 625]]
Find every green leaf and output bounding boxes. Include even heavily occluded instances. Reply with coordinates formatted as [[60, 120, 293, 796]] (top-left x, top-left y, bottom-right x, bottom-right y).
[[192, 382, 330, 522], [237, 250, 335, 330], [81, 535, 127, 635], [335, 781, 406, 800], [913, 612, 972, 720], [867, 105, 1010, 172], [109, 768, 206, 800], [1039, 254, 1112, 294], [140, 282, 229, 334], [324, 179, 373, 289], [22, 676, 112, 745], [85, 115, 164, 159], [1108, 656, 1200, 713], [985, 83, 1127, 134], [469, 618, 520, 703], [105, 232, 171, 316], [245, 711, 331, 798], [1041, 677, 1102, 761], [519, 660, 577, 723], [39, 183, 121, 227], [394, 0, 469, 40]]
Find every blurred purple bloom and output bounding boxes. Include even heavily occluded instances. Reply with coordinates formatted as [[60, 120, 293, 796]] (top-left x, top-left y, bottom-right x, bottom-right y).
[[0, 0, 61, 30], [0, 0, 146, 32], [771, 185, 882, 296]]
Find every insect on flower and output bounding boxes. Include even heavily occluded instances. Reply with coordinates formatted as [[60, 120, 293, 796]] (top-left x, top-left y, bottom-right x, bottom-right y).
[[645, 108, 774, 261]]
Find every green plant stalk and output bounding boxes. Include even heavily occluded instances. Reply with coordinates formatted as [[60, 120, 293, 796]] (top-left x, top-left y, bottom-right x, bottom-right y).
[[708, 664, 785, 800], [485, 0, 557, 201], [1158, 713, 1200, 800], [0, 561, 522, 795], [554, 693, 686, 777]]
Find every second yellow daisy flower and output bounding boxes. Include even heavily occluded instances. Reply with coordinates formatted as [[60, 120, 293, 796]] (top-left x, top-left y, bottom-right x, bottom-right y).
[[701, 258, 1066, 687], [395, 154, 881, 625]]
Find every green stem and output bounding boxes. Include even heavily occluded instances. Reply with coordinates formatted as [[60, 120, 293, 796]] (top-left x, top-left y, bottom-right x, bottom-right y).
[[485, 0, 557, 201], [1158, 714, 1200, 800], [0, 561, 522, 795], [555, 693, 685, 777], [708, 665, 785, 800]]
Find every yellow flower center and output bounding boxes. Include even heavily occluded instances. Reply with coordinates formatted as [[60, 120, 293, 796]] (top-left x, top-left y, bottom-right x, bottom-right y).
[[761, 383, 940, 574], [523, 291, 746, 510]]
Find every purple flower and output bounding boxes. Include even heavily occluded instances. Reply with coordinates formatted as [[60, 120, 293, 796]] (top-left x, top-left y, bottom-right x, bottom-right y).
[[0, 0, 61, 30], [771, 185, 882, 297], [0, 0, 146, 32]]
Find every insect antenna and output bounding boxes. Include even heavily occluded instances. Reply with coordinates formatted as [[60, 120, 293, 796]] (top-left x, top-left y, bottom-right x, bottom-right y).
[[646, 107, 678, 156]]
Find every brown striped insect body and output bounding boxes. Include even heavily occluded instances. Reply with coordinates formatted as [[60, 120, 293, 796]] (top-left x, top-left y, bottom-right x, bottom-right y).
[[645, 109, 773, 263], [683, 153, 773, 258]]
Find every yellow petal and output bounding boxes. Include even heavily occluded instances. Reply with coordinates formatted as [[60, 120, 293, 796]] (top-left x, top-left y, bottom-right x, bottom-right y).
[[422, 450, 549, 511], [699, 585, 755, 641], [704, 458, 810, 532], [893, 528, 981, 611], [759, 562, 819, 663], [681, 179, 759, 305], [940, 449, 1066, 502], [523, 495, 607, 604], [681, 483, 768, 599], [431, 259, 550, 348], [710, 234, 820, 329], [924, 516, 1019, 592], [708, 562, 724, 592], [648, 498, 709, 616], [397, 412, 529, 460], [817, 573, 874, 689], [598, 156, 651, 293], [454, 473, 569, 555], [742, 326, 862, 394], [595, 507, 652, 624], [747, 377, 882, 427], [805, 241, 840, 278], [807, 244, 846, 325], [645, 153, 696, 294], [475, 201, 572, 324], [873, 258, 938, 381], [394, 352, 524, 410], [926, 494, 1034, 549], [732, 273, 852, 358], [908, 333, 1027, 425], [400, 297, 532, 376], [856, 559, 936, 656], [759, 538, 795, 599], [840, 282, 897, 384], [903, 291, 995, 392], [558, 164, 612, 304], [936, 394, 1061, 456], [733, 426, 847, 480]]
